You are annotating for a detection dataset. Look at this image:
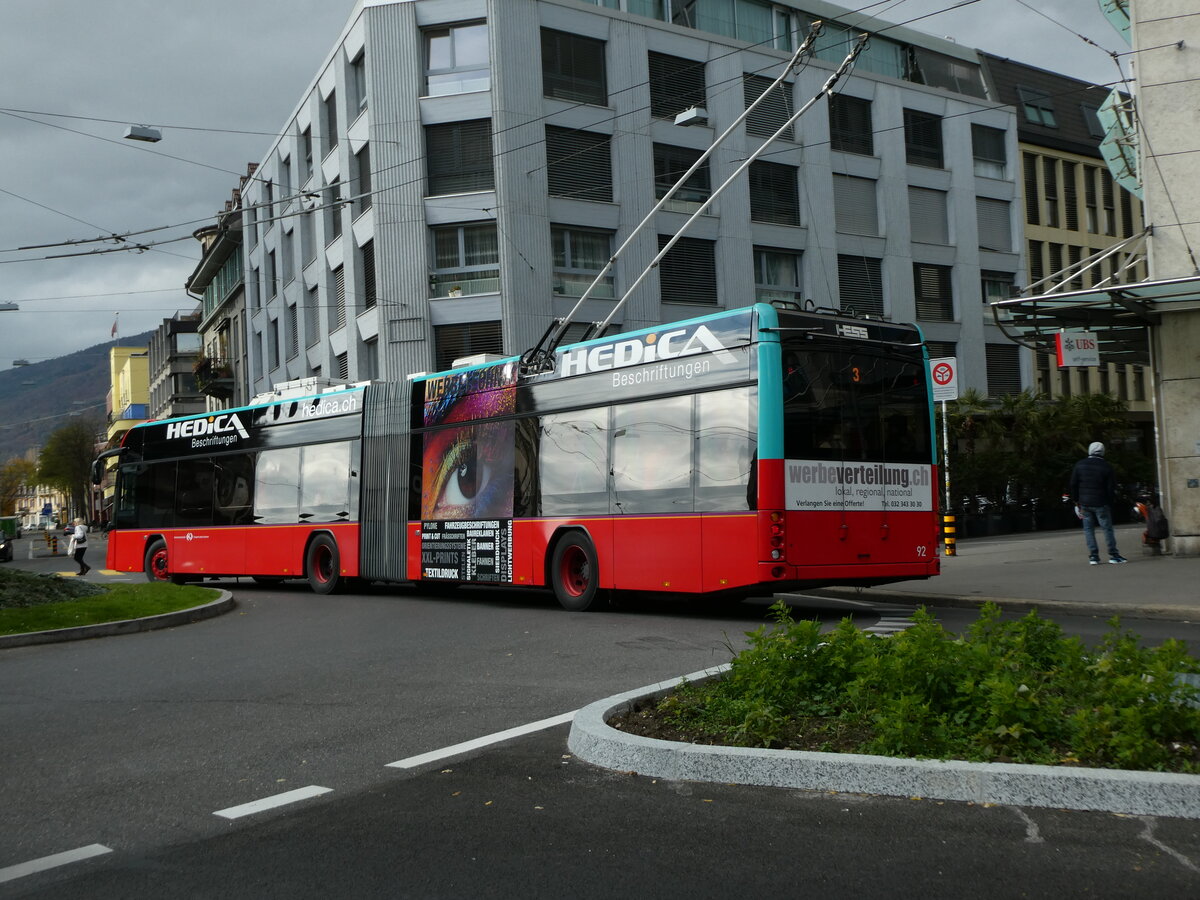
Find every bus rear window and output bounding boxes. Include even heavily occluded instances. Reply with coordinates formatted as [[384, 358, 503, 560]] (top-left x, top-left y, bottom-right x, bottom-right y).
[[782, 345, 930, 464]]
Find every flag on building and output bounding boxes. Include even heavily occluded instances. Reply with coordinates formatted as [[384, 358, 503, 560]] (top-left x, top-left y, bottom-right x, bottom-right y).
[[111, 314, 119, 338]]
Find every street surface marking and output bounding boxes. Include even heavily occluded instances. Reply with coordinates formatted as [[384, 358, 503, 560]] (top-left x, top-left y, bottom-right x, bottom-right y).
[[0, 844, 113, 884], [387, 711, 577, 769], [213, 785, 333, 820], [1139, 816, 1200, 873]]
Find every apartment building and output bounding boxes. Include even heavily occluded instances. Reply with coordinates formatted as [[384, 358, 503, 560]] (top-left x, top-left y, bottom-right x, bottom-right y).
[[146, 311, 206, 421], [236, 0, 1023, 396], [980, 52, 1150, 416]]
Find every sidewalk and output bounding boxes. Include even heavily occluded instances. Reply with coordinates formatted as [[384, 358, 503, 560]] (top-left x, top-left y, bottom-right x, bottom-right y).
[[813, 523, 1200, 622]]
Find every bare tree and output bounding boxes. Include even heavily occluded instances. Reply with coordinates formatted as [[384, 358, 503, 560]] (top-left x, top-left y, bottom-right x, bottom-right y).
[[37, 420, 100, 521]]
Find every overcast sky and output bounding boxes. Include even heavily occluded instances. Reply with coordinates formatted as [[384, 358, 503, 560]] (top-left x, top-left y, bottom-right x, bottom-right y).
[[1, 0, 1129, 371]]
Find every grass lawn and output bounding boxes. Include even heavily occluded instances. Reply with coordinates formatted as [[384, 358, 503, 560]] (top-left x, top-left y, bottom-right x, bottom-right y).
[[0, 567, 220, 636]]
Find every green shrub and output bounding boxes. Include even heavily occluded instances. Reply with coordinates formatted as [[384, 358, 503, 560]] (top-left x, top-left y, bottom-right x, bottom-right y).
[[651, 602, 1200, 772]]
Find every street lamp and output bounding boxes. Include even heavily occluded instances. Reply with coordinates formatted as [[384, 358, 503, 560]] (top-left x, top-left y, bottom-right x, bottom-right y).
[[124, 125, 162, 143]]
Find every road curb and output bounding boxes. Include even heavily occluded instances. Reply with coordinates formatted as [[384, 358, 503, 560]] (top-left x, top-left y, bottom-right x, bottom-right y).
[[807, 587, 1200, 623], [0, 591, 236, 649], [567, 666, 1200, 820]]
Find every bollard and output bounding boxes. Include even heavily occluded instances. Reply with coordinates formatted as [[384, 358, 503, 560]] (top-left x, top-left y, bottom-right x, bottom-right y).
[[942, 514, 956, 556]]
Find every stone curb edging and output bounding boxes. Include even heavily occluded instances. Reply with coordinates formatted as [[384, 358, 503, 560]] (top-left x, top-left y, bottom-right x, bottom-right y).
[[567, 665, 1200, 820], [0, 591, 236, 649], [809, 588, 1200, 623]]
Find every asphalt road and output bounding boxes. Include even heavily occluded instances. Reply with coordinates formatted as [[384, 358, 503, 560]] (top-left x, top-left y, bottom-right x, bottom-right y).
[[2, 546, 1200, 896]]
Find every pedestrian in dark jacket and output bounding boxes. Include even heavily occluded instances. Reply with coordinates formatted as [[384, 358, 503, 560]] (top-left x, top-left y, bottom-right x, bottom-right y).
[[1069, 442, 1126, 565]]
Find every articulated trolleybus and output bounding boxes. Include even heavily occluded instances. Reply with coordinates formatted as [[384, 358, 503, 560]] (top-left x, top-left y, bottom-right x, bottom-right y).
[[99, 303, 939, 609]]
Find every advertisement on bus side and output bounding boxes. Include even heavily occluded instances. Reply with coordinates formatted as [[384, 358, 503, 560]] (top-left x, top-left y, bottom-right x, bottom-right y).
[[420, 519, 513, 583], [785, 459, 934, 511]]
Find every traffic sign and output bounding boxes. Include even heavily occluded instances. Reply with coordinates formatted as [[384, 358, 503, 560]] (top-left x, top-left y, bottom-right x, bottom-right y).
[[930, 356, 958, 402]]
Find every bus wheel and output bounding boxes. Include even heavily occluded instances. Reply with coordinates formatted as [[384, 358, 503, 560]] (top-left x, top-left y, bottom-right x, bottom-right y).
[[551, 532, 602, 612], [306, 534, 341, 595], [144, 539, 169, 582]]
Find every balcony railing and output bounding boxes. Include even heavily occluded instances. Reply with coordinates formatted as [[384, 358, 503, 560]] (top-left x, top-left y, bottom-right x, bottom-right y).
[[193, 356, 235, 399]]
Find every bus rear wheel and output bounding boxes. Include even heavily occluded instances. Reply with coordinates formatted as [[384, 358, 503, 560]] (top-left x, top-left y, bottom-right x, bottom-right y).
[[144, 538, 169, 583], [551, 532, 603, 612], [306, 534, 341, 595]]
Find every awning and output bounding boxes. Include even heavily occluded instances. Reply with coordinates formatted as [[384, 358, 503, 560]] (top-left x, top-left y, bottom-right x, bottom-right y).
[[991, 274, 1200, 366]]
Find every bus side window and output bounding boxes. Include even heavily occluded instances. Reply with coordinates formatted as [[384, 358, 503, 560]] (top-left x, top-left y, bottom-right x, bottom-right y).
[[253, 448, 301, 524], [175, 459, 215, 527], [214, 454, 254, 525]]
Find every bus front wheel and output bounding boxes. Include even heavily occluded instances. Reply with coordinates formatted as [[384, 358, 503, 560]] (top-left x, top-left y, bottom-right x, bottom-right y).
[[550, 532, 603, 612], [144, 539, 169, 582], [306, 534, 341, 595]]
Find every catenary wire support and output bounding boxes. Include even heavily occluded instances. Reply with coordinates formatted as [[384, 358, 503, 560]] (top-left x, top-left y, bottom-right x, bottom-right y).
[[517, 20, 831, 378]]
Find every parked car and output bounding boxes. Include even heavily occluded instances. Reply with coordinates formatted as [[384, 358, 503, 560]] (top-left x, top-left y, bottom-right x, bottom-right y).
[[0, 533, 13, 563]]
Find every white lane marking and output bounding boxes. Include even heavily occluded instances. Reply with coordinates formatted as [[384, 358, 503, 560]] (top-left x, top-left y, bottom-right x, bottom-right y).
[[213, 785, 333, 820], [1011, 807, 1044, 844], [1139, 816, 1200, 873], [0, 844, 113, 884], [387, 711, 577, 769]]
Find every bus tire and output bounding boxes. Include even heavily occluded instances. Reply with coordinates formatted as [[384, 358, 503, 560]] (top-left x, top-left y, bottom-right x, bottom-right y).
[[306, 533, 341, 595], [144, 538, 169, 582], [550, 532, 603, 612]]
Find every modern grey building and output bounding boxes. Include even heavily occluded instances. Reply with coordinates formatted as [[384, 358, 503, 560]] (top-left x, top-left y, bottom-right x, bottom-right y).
[[238, 0, 1023, 395]]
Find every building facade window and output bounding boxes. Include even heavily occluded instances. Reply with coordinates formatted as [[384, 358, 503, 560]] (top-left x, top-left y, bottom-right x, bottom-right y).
[[286, 303, 299, 359], [832, 174, 878, 236], [552, 226, 615, 298], [266, 250, 277, 298], [653, 143, 710, 211], [1062, 161, 1078, 231], [743, 74, 793, 139], [971, 124, 1006, 178], [1043, 158, 1060, 228], [323, 90, 338, 156], [909, 187, 949, 244], [301, 127, 313, 182], [430, 223, 500, 297], [981, 270, 1015, 305], [434, 321, 503, 371], [425, 120, 494, 195], [903, 109, 943, 168], [913, 263, 953, 321], [326, 178, 343, 241], [754, 247, 802, 303], [268, 318, 280, 370], [425, 22, 489, 96], [837, 255, 884, 317], [546, 127, 612, 202], [351, 53, 367, 114], [657, 235, 717, 304], [1023, 153, 1040, 225], [828, 94, 873, 155], [305, 285, 320, 347], [354, 144, 372, 214], [985, 343, 1022, 396], [363, 338, 378, 381], [332, 265, 346, 330], [541, 29, 607, 105], [976, 198, 1012, 252], [648, 52, 705, 119], [361, 240, 376, 308], [748, 161, 799, 225], [1017, 86, 1057, 127]]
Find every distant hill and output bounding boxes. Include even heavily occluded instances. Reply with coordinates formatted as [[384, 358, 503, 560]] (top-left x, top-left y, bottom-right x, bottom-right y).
[[0, 331, 153, 464]]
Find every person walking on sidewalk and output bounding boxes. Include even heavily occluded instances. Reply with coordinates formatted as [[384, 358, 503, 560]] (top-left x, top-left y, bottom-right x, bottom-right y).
[[1069, 442, 1127, 565], [68, 517, 91, 576]]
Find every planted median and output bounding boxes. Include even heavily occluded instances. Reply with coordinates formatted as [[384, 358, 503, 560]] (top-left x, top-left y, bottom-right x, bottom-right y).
[[0, 567, 220, 637], [613, 602, 1200, 774]]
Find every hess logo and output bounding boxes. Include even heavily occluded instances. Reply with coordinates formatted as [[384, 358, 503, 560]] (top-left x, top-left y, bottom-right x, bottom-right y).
[[165, 413, 250, 441], [559, 324, 736, 377]]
